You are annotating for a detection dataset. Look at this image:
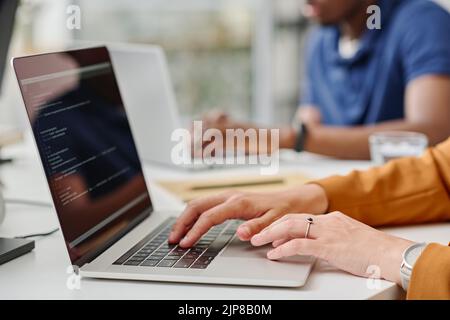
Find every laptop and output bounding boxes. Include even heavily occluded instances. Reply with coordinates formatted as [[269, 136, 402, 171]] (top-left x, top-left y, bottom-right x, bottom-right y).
[[12, 47, 314, 287], [108, 43, 262, 170], [108, 44, 184, 168]]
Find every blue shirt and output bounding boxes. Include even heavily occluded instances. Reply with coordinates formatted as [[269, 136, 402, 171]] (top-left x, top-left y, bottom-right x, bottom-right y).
[[301, 0, 450, 126]]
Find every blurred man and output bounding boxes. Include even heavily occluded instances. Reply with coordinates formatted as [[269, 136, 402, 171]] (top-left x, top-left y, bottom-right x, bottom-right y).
[[201, 0, 450, 159]]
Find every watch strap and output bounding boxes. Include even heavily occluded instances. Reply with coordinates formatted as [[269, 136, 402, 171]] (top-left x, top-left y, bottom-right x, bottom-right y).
[[400, 243, 427, 291], [400, 262, 411, 292], [294, 123, 308, 153]]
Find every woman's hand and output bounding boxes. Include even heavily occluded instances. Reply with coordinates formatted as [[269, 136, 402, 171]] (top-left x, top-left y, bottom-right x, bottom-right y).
[[251, 212, 415, 285], [169, 184, 328, 248]]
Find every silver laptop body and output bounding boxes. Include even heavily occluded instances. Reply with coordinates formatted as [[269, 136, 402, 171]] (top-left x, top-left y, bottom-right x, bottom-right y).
[[12, 46, 314, 287]]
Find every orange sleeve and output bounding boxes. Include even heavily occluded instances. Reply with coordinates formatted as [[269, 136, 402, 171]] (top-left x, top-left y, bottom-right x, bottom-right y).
[[407, 243, 450, 300], [314, 138, 450, 227]]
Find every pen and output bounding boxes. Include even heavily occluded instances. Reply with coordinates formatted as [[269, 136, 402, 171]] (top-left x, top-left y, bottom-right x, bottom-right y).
[[190, 179, 285, 191]]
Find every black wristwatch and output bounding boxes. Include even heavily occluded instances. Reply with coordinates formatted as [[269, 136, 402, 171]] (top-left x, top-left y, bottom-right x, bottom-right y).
[[292, 120, 308, 153]]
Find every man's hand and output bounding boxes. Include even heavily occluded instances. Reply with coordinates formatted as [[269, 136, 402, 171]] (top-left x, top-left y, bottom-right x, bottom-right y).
[[202, 111, 235, 133], [191, 110, 254, 157], [296, 106, 322, 126], [169, 184, 328, 248], [191, 110, 302, 155]]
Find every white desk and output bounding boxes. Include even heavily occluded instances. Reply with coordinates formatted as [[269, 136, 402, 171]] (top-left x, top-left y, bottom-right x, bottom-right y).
[[1, 132, 448, 300]]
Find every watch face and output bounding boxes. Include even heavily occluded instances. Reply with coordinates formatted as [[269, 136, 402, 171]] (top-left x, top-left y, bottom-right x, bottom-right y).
[[405, 245, 425, 268]]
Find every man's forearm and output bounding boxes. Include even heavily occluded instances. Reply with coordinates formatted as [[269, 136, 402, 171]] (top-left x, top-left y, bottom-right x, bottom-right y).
[[303, 120, 450, 160]]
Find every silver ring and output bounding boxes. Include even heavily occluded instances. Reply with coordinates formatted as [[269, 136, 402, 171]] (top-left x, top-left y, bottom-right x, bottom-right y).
[[305, 217, 314, 239]]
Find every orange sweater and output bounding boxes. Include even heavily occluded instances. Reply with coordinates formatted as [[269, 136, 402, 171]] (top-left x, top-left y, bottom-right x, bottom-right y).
[[315, 138, 450, 300]]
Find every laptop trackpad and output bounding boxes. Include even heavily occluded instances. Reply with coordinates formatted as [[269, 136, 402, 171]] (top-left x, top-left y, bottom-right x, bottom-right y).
[[222, 237, 270, 259]]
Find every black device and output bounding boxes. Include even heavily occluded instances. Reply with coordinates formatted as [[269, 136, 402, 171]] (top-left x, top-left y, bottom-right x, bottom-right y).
[[0, 238, 35, 265]]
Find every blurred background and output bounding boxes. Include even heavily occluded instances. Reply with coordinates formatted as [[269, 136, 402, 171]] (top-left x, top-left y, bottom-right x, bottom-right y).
[[0, 0, 312, 129], [2, 0, 449, 131]]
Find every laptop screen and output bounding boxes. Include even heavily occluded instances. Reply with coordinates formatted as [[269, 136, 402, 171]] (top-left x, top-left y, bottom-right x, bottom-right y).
[[13, 47, 153, 266]]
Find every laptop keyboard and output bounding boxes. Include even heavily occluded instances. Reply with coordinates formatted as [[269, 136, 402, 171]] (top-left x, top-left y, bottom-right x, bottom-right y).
[[114, 218, 241, 269]]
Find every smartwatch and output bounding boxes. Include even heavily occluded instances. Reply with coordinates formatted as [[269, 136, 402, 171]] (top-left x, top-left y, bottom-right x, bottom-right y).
[[400, 242, 427, 291], [292, 119, 308, 153]]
